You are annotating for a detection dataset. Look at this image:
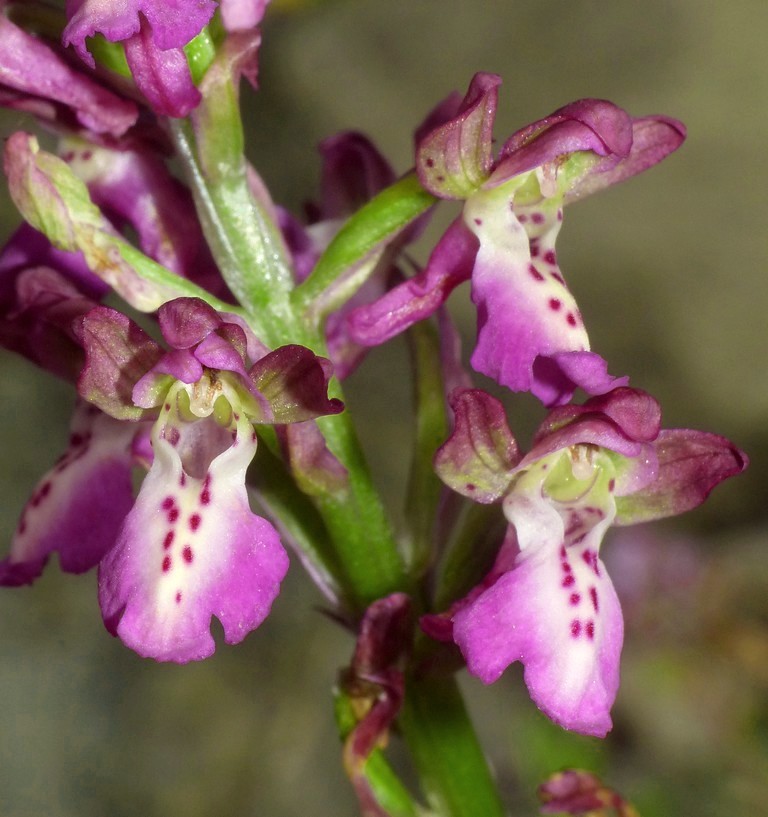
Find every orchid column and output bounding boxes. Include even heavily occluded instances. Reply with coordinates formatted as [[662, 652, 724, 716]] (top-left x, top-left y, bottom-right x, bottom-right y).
[[0, 4, 748, 817]]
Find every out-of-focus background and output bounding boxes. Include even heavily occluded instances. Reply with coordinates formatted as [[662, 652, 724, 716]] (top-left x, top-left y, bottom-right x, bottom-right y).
[[1, 1, 766, 815]]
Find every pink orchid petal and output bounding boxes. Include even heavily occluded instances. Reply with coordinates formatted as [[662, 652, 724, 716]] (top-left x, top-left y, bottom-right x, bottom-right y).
[[0, 403, 136, 585], [64, 0, 217, 65], [564, 116, 687, 204], [346, 218, 477, 346], [123, 24, 201, 118], [99, 412, 288, 662], [0, 14, 137, 137], [466, 189, 617, 405], [454, 482, 623, 737]]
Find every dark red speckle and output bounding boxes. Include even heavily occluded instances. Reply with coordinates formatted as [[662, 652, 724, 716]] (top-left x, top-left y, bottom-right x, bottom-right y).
[[189, 514, 201, 532], [570, 593, 581, 606], [562, 574, 575, 588], [529, 264, 545, 282], [571, 619, 582, 637], [543, 250, 556, 265], [163, 531, 174, 549], [586, 621, 595, 640], [549, 298, 562, 311], [162, 556, 172, 572], [183, 546, 193, 563], [566, 313, 578, 327], [590, 586, 599, 612]]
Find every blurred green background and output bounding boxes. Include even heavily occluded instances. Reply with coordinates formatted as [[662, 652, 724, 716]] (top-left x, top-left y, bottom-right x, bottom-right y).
[[1, 1, 766, 815]]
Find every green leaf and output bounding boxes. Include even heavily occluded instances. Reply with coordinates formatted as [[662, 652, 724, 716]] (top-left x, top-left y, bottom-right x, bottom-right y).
[[292, 173, 436, 323]]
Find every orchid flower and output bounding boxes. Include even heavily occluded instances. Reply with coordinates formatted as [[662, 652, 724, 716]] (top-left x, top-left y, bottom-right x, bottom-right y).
[[348, 73, 686, 406], [1, 293, 343, 662], [429, 387, 747, 736], [81, 297, 341, 661], [62, 0, 271, 117]]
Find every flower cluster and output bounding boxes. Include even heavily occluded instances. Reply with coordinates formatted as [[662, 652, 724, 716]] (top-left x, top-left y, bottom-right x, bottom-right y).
[[0, 0, 747, 770]]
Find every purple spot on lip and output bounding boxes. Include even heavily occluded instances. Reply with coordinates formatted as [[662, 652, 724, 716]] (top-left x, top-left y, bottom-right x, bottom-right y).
[[590, 587, 599, 612], [567, 313, 578, 327], [163, 531, 174, 549], [162, 555, 171, 572], [529, 264, 545, 282], [532, 212, 545, 224], [549, 298, 562, 311], [182, 546, 193, 563], [570, 592, 581, 606], [562, 574, 575, 587], [586, 620, 595, 639], [189, 514, 201, 532], [571, 619, 582, 637]]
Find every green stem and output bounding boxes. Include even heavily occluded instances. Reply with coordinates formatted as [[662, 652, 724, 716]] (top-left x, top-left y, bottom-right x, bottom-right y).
[[398, 674, 506, 817]]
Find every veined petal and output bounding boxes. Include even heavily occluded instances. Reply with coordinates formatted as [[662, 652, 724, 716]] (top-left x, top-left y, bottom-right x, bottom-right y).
[[466, 183, 621, 405], [489, 99, 634, 189], [434, 388, 520, 503], [0, 403, 136, 585], [98, 411, 288, 662], [615, 429, 748, 525], [564, 115, 686, 204], [417, 72, 500, 198]]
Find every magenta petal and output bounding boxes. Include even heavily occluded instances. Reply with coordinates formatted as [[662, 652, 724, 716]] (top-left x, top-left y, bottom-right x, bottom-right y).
[[453, 537, 623, 737], [0, 404, 136, 585], [465, 194, 596, 403], [64, 0, 217, 63], [530, 351, 630, 408], [564, 116, 687, 203], [489, 99, 634, 188], [0, 14, 137, 137], [123, 27, 201, 118], [158, 297, 223, 349], [99, 414, 288, 662], [346, 218, 477, 346]]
